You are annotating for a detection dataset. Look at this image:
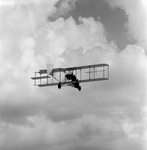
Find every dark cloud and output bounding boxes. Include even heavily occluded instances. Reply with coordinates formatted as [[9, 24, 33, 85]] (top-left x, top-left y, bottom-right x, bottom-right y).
[[49, 0, 77, 21], [106, 0, 147, 53], [68, 0, 137, 50]]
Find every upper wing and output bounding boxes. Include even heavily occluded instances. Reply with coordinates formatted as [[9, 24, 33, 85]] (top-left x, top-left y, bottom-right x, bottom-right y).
[[53, 63, 108, 71], [39, 63, 109, 74]]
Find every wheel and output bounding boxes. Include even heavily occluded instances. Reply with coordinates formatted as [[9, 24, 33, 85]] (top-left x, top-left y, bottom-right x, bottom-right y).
[[78, 86, 81, 91], [58, 83, 61, 89]]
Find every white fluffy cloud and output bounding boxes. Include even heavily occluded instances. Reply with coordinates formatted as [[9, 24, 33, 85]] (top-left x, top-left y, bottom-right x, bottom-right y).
[[0, 0, 147, 150]]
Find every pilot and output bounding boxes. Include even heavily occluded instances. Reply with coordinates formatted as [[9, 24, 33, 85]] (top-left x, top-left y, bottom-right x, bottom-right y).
[[65, 73, 76, 81], [65, 74, 71, 80], [71, 74, 76, 81]]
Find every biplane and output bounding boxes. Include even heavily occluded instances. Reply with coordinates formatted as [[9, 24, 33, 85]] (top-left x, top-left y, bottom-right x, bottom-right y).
[[31, 63, 109, 91]]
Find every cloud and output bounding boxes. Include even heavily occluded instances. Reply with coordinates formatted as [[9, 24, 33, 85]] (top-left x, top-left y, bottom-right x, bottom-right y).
[[43, 16, 110, 66], [106, 0, 147, 52], [50, 0, 77, 19], [0, 114, 145, 150], [0, 0, 147, 150]]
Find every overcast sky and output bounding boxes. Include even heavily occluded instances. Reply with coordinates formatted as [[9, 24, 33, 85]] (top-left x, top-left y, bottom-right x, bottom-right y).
[[0, 0, 147, 150]]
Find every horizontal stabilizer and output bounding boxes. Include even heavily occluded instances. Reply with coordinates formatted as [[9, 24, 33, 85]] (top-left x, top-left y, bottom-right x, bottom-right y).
[[39, 69, 47, 74]]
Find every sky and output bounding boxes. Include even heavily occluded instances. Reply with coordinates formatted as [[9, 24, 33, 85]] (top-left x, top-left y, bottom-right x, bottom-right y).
[[0, 0, 147, 150]]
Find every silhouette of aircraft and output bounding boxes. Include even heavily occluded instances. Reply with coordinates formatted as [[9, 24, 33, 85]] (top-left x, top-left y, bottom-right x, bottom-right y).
[[31, 63, 109, 91]]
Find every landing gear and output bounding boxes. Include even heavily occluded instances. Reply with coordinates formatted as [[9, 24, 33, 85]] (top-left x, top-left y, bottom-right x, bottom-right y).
[[74, 81, 81, 91], [58, 83, 61, 89], [77, 86, 81, 91]]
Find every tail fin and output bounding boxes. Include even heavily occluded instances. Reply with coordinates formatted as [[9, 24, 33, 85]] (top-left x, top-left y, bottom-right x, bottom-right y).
[[47, 63, 54, 76]]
